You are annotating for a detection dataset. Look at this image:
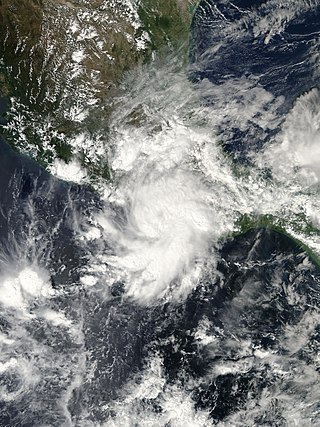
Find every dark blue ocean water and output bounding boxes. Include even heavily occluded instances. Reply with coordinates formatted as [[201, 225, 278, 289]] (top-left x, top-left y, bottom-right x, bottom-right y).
[[190, 0, 320, 160], [0, 1, 320, 425]]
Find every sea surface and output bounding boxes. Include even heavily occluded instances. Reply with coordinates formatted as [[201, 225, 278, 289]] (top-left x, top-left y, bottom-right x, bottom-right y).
[[1, 1, 320, 426]]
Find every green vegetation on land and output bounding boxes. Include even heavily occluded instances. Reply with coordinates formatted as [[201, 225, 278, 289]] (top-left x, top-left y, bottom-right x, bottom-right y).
[[235, 213, 320, 267], [0, 0, 197, 178], [138, 0, 198, 57]]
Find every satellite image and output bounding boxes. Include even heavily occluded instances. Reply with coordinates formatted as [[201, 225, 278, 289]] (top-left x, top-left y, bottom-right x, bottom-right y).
[[0, 0, 320, 426]]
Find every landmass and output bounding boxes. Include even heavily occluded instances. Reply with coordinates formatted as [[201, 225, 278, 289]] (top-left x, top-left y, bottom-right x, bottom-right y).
[[0, 0, 198, 180]]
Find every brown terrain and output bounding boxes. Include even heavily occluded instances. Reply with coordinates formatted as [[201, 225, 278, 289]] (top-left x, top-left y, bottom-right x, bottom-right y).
[[0, 0, 198, 178]]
